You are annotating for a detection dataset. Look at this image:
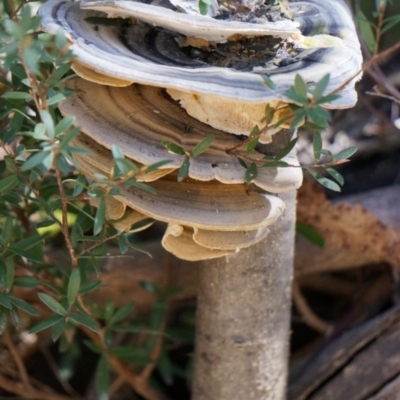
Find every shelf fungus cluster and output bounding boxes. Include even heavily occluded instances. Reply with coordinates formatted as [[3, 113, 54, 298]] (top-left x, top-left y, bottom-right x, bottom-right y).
[[40, 0, 361, 261]]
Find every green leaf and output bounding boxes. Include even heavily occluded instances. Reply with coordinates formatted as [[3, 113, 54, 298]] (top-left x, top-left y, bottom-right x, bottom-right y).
[[274, 137, 298, 160], [55, 116, 76, 136], [290, 109, 306, 130], [296, 222, 325, 248], [125, 179, 157, 194], [2, 91, 32, 101], [2, 216, 13, 244], [199, 0, 210, 15], [69, 313, 98, 332], [262, 104, 276, 124], [0, 175, 18, 194], [30, 315, 63, 334], [30, 123, 48, 140], [334, 146, 357, 162], [311, 74, 330, 99], [14, 277, 40, 288], [294, 74, 308, 98], [307, 106, 330, 128], [2, 0, 14, 18], [315, 94, 341, 105], [112, 144, 127, 174], [283, 91, 309, 106], [313, 132, 323, 162], [307, 168, 341, 192], [235, 158, 247, 171], [162, 141, 185, 155], [261, 160, 289, 168], [4, 258, 14, 292], [145, 160, 173, 173], [178, 156, 190, 182], [0, 306, 8, 334], [93, 197, 106, 236], [192, 134, 215, 157], [357, 10, 376, 53], [381, 14, 400, 34], [21, 151, 52, 171], [55, 28, 68, 49], [139, 281, 159, 293], [56, 154, 70, 174], [113, 157, 138, 174], [4, 156, 17, 174], [262, 75, 276, 89], [8, 246, 42, 263], [12, 235, 43, 251], [79, 280, 101, 294], [72, 174, 87, 196], [49, 62, 72, 85], [245, 162, 258, 184], [40, 110, 55, 139], [127, 217, 155, 232], [52, 317, 66, 342], [9, 296, 40, 316], [96, 355, 110, 400], [117, 234, 129, 255], [47, 93, 66, 106], [109, 302, 134, 325], [325, 167, 344, 185], [246, 125, 260, 154], [0, 293, 12, 309], [67, 268, 81, 305], [38, 293, 67, 315]]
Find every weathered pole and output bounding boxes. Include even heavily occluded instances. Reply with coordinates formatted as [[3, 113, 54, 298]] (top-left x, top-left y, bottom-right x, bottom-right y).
[[193, 191, 296, 400], [193, 133, 297, 400]]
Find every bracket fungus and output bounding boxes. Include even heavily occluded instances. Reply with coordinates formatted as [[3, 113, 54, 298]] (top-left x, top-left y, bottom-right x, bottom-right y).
[[39, 0, 362, 398]]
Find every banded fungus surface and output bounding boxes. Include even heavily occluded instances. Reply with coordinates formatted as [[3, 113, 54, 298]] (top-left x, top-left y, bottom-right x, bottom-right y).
[[39, 0, 362, 398]]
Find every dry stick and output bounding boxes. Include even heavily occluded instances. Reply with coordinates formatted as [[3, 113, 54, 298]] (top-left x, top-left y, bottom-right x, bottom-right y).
[[3, 332, 32, 390], [366, 89, 400, 106], [140, 252, 172, 382], [81, 326, 167, 400], [292, 282, 331, 334], [374, 2, 386, 55], [40, 345, 81, 398], [55, 164, 78, 267], [0, 372, 78, 400], [332, 40, 400, 96]]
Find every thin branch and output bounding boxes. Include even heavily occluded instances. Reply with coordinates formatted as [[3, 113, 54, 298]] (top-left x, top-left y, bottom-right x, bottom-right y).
[[0, 371, 77, 400], [3, 332, 32, 390], [366, 89, 400, 106], [292, 281, 331, 334], [80, 326, 167, 400], [374, 2, 386, 55], [139, 252, 172, 382], [55, 164, 78, 267], [332, 40, 400, 96]]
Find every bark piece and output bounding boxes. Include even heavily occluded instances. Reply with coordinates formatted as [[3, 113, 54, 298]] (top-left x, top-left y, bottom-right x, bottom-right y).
[[288, 308, 400, 400], [289, 307, 400, 400], [296, 180, 400, 274]]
